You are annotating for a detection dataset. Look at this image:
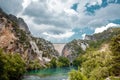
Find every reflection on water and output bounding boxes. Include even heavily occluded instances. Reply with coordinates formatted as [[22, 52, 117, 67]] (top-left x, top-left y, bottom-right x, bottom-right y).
[[22, 67, 77, 80]]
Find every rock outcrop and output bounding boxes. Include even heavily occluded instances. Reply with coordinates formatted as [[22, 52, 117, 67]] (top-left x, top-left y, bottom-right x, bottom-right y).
[[8, 14, 30, 34], [62, 39, 88, 62], [85, 28, 120, 41], [0, 8, 58, 68]]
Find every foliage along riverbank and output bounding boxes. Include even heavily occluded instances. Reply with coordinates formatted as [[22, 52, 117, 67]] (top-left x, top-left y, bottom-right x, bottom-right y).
[[0, 48, 71, 80], [0, 49, 26, 80], [69, 34, 120, 80]]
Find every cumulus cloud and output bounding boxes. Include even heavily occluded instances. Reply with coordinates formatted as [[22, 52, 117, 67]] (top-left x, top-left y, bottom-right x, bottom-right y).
[[82, 33, 86, 40], [0, 0, 23, 15], [94, 23, 120, 33], [79, 4, 120, 27], [0, 0, 120, 43], [20, 1, 120, 43], [86, 0, 102, 7], [42, 31, 75, 39]]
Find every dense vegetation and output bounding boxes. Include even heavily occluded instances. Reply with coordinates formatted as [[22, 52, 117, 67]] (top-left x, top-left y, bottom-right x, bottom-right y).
[[27, 59, 43, 71], [110, 34, 120, 76], [0, 49, 26, 80], [47, 56, 70, 68], [69, 34, 120, 80], [69, 70, 87, 80]]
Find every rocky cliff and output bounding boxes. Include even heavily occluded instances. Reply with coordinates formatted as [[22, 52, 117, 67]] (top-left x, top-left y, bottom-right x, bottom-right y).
[[62, 39, 89, 62], [85, 27, 120, 41], [0, 8, 58, 68], [62, 27, 120, 62]]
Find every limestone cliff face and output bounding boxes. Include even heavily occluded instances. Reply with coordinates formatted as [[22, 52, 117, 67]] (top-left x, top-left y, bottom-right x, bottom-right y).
[[0, 8, 58, 67], [32, 37, 59, 58], [62, 39, 88, 62], [18, 18, 30, 34], [8, 14, 30, 34]]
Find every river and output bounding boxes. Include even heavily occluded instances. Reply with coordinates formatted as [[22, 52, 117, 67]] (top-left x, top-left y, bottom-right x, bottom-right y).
[[22, 67, 77, 80]]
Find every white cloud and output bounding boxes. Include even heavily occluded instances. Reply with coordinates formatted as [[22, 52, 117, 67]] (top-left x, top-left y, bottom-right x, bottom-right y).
[[1, 0, 120, 43], [21, 1, 120, 43], [86, 4, 120, 27], [64, 8, 78, 15], [43, 31, 75, 39], [94, 23, 119, 33], [22, 0, 31, 9], [87, 0, 102, 7], [82, 33, 86, 40], [97, 0, 102, 5]]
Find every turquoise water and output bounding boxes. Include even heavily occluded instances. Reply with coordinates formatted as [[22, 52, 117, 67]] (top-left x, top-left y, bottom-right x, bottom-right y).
[[22, 67, 77, 80]]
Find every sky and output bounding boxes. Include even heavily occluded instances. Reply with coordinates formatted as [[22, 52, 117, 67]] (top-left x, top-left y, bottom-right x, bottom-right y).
[[0, 0, 120, 43]]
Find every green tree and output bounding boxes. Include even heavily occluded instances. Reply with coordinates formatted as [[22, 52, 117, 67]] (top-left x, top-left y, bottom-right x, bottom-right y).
[[0, 49, 26, 80], [110, 34, 120, 56], [49, 57, 57, 68], [69, 70, 87, 80], [27, 59, 42, 70], [73, 54, 85, 67], [57, 56, 70, 67], [110, 34, 120, 76]]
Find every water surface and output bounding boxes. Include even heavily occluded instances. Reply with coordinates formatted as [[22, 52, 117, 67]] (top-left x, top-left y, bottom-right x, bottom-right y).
[[23, 67, 77, 80]]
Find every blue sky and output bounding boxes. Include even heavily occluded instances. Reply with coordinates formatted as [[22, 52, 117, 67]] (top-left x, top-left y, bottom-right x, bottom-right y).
[[0, 0, 120, 43]]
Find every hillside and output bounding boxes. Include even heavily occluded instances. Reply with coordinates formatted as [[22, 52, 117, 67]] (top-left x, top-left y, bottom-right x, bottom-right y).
[[62, 27, 120, 63], [62, 40, 88, 62], [69, 34, 120, 80], [0, 8, 58, 69]]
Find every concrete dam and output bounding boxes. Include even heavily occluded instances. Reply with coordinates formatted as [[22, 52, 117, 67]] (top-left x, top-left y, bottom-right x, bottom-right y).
[[53, 43, 66, 56]]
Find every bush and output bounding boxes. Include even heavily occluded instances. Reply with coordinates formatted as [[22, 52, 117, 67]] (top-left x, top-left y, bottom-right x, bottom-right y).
[[109, 76, 120, 80], [110, 34, 120, 56], [69, 70, 87, 80], [73, 55, 84, 67], [49, 57, 57, 68], [89, 67, 109, 80], [0, 49, 26, 80], [57, 56, 70, 67], [48, 57, 70, 68], [110, 34, 120, 76], [27, 59, 42, 70]]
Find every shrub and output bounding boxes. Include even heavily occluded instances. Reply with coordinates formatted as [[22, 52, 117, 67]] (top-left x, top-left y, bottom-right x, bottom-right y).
[[0, 49, 26, 80], [69, 70, 87, 80], [57, 56, 70, 67]]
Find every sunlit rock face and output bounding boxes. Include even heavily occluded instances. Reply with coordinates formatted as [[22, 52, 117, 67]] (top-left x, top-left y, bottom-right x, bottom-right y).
[[85, 35, 95, 40], [62, 39, 89, 62], [80, 42, 89, 51], [0, 8, 58, 67]]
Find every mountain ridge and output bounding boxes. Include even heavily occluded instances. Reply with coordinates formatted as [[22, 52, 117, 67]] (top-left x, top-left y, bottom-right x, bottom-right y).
[[0, 8, 59, 69], [62, 27, 120, 62]]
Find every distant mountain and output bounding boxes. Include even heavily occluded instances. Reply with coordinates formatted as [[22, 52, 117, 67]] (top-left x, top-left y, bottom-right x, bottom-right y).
[[85, 27, 120, 41], [62, 27, 120, 62], [0, 8, 58, 69]]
